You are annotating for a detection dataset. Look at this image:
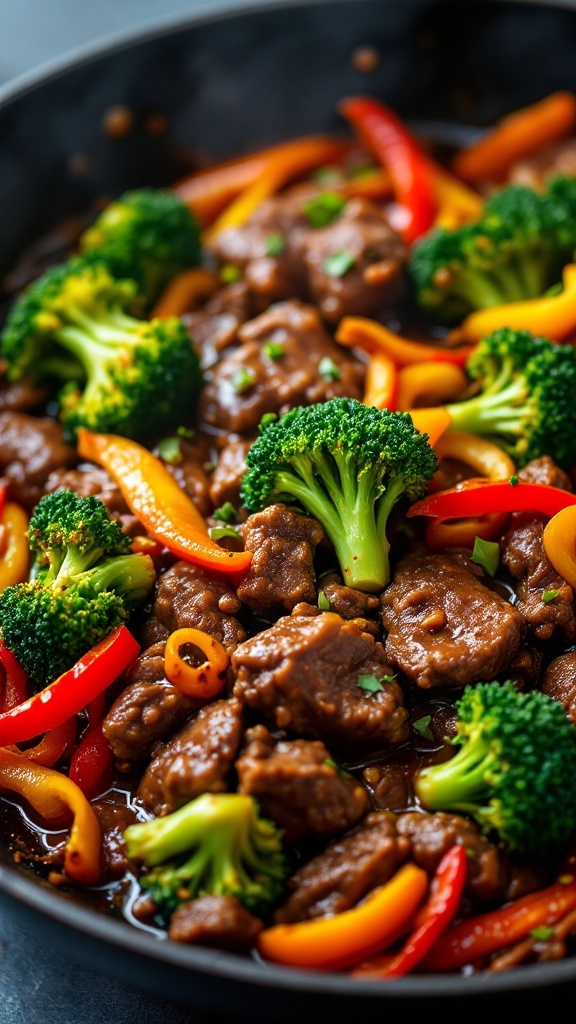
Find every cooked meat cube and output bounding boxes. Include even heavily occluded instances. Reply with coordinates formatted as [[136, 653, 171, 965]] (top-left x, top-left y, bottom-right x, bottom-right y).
[[274, 811, 410, 923], [541, 651, 576, 723], [380, 551, 524, 689], [506, 644, 543, 690], [209, 438, 252, 509], [183, 281, 253, 367], [236, 724, 368, 842], [141, 560, 246, 651], [0, 411, 76, 508], [517, 456, 573, 491], [0, 375, 47, 412], [92, 799, 140, 879], [103, 642, 199, 765], [198, 300, 365, 436], [302, 197, 408, 323], [137, 697, 244, 816], [236, 504, 324, 616], [168, 895, 263, 949], [320, 572, 380, 621], [232, 611, 408, 751], [45, 465, 130, 517]]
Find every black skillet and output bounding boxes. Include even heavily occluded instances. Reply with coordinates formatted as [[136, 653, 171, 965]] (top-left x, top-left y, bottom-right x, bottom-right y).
[[2, 0, 576, 1017]]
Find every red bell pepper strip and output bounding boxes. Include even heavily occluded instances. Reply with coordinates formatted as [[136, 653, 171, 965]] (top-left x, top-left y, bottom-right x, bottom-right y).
[[0, 625, 139, 748], [370, 844, 468, 978], [407, 478, 576, 522], [17, 717, 77, 767], [0, 640, 29, 712], [339, 96, 436, 243], [69, 695, 115, 799]]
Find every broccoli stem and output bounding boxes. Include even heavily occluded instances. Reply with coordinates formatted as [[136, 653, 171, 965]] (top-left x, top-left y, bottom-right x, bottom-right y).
[[84, 553, 155, 606], [447, 375, 529, 439], [125, 793, 255, 867], [416, 734, 495, 813]]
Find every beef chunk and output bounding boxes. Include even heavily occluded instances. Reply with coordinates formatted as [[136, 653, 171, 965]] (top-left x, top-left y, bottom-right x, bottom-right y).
[[137, 697, 244, 816], [198, 300, 364, 436], [183, 281, 253, 367], [92, 798, 139, 880], [502, 518, 575, 641], [541, 651, 576, 723], [103, 642, 199, 765], [320, 573, 380, 621], [142, 560, 246, 651], [236, 504, 324, 616], [0, 411, 76, 508], [517, 456, 573, 491], [380, 551, 524, 689], [209, 439, 252, 509], [0, 375, 47, 412], [236, 725, 368, 842], [45, 465, 130, 517], [232, 611, 408, 752], [168, 895, 263, 949], [274, 811, 410, 923]]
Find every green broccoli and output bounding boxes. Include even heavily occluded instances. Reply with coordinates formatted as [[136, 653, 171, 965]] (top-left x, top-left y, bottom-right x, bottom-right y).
[[0, 490, 155, 690], [409, 178, 576, 324], [414, 680, 576, 857], [79, 187, 201, 306], [442, 327, 576, 468], [240, 397, 438, 593], [0, 259, 202, 442], [124, 792, 289, 920]]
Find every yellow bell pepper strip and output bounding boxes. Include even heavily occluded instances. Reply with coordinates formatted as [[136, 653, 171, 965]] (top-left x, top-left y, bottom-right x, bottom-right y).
[[0, 625, 140, 747], [451, 263, 576, 345], [432, 163, 484, 229], [76, 429, 253, 580], [0, 747, 102, 885], [336, 316, 475, 367], [0, 501, 29, 595], [395, 362, 469, 411], [164, 627, 229, 700], [256, 862, 428, 971], [408, 477, 576, 523], [16, 717, 77, 768], [151, 267, 220, 319], [542, 505, 576, 589], [407, 407, 453, 447], [420, 875, 576, 973], [0, 640, 29, 712], [452, 91, 576, 186], [362, 352, 397, 410], [425, 433, 516, 549], [338, 97, 436, 244]]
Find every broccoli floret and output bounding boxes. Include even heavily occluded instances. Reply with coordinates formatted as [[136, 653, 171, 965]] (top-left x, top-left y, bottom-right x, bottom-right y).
[[409, 181, 574, 325], [0, 259, 202, 442], [124, 792, 289, 920], [0, 490, 155, 690], [240, 397, 438, 593], [79, 187, 201, 306], [414, 680, 576, 857], [443, 327, 576, 468]]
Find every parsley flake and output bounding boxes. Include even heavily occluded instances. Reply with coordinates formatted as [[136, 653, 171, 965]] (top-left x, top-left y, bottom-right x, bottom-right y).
[[542, 588, 560, 604], [323, 250, 356, 277], [318, 591, 330, 610], [413, 715, 434, 741], [259, 412, 278, 433], [219, 263, 241, 284], [318, 356, 341, 381], [357, 674, 385, 694], [265, 232, 285, 256], [156, 437, 182, 466], [176, 425, 195, 439], [302, 192, 346, 228], [264, 341, 285, 360], [230, 367, 255, 394], [531, 925, 555, 942], [213, 502, 238, 524], [472, 536, 500, 577], [509, 475, 519, 486]]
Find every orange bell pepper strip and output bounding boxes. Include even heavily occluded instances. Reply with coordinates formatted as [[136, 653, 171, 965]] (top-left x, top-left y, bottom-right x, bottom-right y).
[[431, 164, 484, 229], [362, 352, 397, 410], [336, 316, 475, 367], [0, 502, 29, 594], [164, 627, 229, 700], [151, 268, 220, 319], [451, 263, 576, 345], [396, 362, 469, 411], [0, 747, 103, 884], [257, 862, 428, 970], [452, 91, 576, 185], [77, 429, 252, 578], [421, 875, 576, 972], [15, 717, 77, 768], [543, 505, 576, 589], [407, 407, 453, 447]]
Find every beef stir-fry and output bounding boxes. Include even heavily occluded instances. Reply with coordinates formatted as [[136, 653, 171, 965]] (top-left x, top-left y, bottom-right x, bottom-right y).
[[6, 89, 576, 978]]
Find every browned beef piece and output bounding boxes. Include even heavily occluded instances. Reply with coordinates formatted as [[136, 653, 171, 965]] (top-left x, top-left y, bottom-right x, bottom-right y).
[[45, 465, 130, 516], [541, 651, 576, 723], [517, 456, 573, 491], [141, 560, 246, 652], [274, 811, 411, 923], [320, 572, 380, 621], [236, 504, 324, 616], [168, 895, 263, 949], [183, 281, 253, 366], [232, 611, 408, 752], [506, 643, 543, 691], [92, 798, 139, 879], [302, 197, 408, 323], [208, 438, 252, 509], [0, 375, 47, 412], [508, 137, 576, 188], [236, 724, 368, 842], [103, 642, 199, 765], [137, 697, 244, 816], [197, 300, 365, 436], [0, 411, 76, 507], [380, 551, 524, 689]]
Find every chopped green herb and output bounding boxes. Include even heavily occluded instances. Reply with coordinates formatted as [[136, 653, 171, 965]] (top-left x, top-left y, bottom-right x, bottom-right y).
[[220, 263, 241, 284], [323, 250, 356, 277], [413, 715, 434, 741], [264, 341, 285, 360], [542, 588, 560, 604], [208, 526, 242, 542], [156, 436, 182, 466], [318, 590, 330, 610], [509, 475, 519, 486], [323, 757, 352, 779], [357, 673, 384, 694], [264, 232, 285, 256], [472, 536, 500, 577], [313, 166, 342, 185], [324, 757, 338, 770], [213, 502, 238, 524], [259, 412, 278, 433], [230, 367, 255, 394], [531, 925, 555, 942], [302, 191, 346, 228], [176, 425, 195, 439], [318, 356, 341, 381]]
